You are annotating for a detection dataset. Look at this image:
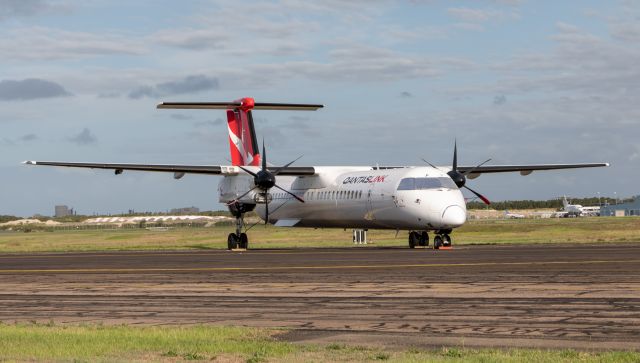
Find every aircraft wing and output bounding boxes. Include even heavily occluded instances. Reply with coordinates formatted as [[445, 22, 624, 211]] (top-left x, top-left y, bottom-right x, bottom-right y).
[[22, 161, 316, 177], [457, 163, 609, 177]]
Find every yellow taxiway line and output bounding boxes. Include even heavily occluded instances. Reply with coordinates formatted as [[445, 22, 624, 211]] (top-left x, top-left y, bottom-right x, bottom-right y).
[[0, 259, 638, 274], [0, 250, 413, 259], [1, 243, 632, 259]]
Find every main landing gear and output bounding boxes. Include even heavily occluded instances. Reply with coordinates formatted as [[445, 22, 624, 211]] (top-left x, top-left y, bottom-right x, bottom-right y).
[[408, 230, 452, 249], [227, 201, 254, 250], [408, 231, 429, 248], [227, 216, 248, 250]]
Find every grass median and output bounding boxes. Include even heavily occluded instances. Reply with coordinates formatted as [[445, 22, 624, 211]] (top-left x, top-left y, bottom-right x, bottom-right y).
[[0, 323, 638, 362]]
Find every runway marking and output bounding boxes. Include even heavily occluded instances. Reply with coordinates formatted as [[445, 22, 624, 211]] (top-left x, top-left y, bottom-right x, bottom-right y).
[[0, 259, 639, 274], [0, 250, 417, 259]]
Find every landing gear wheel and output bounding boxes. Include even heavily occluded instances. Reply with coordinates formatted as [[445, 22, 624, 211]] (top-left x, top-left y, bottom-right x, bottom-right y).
[[443, 234, 452, 247], [239, 233, 248, 249], [408, 231, 419, 249], [227, 233, 239, 250], [433, 235, 443, 250], [419, 231, 429, 247]]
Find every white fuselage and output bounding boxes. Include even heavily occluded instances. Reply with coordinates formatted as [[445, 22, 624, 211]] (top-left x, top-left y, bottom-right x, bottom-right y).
[[218, 166, 467, 231], [562, 197, 583, 215]]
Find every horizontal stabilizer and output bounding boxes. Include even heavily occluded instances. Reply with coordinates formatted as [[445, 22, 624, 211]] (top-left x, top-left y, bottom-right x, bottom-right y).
[[157, 102, 323, 111]]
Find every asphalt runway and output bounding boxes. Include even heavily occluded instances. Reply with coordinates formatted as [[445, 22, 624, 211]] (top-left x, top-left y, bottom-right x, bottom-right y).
[[1, 243, 639, 350]]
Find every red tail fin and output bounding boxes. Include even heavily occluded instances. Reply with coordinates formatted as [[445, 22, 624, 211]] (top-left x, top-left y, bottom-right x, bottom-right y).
[[227, 98, 260, 166], [156, 97, 323, 166]]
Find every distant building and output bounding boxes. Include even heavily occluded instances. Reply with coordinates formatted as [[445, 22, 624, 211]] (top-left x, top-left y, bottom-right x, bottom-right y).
[[170, 206, 200, 215], [54, 205, 74, 217], [600, 196, 640, 217]]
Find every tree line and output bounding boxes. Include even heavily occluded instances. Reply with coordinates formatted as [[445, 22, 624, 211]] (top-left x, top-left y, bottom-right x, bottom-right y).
[[466, 197, 629, 210]]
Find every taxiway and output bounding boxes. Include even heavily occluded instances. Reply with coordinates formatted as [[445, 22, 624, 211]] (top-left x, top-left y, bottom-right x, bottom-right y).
[[0, 244, 639, 350]]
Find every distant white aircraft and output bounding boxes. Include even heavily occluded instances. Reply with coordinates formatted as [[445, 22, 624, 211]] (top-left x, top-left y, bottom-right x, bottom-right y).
[[562, 196, 583, 217], [504, 210, 525, 219], [562, 196, 600, 217], [24, 97, 609, 250]]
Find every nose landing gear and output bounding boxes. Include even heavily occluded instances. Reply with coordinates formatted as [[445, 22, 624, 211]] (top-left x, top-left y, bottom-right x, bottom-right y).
[[433, 233, 452, 250]]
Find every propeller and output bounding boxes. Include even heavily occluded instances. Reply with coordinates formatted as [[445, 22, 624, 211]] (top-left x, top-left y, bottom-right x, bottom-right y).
[[423, 140, 492, 205], [234, 140, 304, 225]]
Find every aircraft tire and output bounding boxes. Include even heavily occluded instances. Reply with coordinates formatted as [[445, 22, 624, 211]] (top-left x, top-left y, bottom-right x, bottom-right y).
[[419, 232, 428, 247], [239, 233, 249, 249], [443, 234, 451, 246], [408, 231, 418, 249], [227, 233, 239, 250], [433, 235, 443, 250]]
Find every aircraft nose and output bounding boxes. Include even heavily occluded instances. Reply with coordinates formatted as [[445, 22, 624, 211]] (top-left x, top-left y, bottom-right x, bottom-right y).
[[441, 205, 467, 227]]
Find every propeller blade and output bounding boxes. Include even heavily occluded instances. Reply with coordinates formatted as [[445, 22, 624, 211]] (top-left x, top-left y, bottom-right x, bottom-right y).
[[462, 158, 492, 177], [421, 158, 443, 171], [274, 184, 305, 203], [264, 197, 269, 226], [452, 139, 458, 171], [464, 185, 491, 205], [261, 138, 267, 171], [226, 186, 258, 205], [238, 165, 258, 178], [272, 155, 304, 176]]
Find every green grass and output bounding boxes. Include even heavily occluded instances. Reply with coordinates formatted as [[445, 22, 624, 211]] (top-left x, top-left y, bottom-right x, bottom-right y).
[[0, 323, 292, 362], [0, 217, 639, 253], [0, 323, 638, 362]]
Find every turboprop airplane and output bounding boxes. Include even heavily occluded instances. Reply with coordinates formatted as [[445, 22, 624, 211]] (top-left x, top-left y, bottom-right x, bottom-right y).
[[24, 97, 609, 250]]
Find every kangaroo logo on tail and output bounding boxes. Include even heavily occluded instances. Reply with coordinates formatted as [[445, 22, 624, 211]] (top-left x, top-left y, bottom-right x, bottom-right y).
[[226, 98, 261, 166]]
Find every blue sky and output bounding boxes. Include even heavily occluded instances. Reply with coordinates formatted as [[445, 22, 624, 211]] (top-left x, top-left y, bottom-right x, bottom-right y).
[[1, 0, 638, 216]]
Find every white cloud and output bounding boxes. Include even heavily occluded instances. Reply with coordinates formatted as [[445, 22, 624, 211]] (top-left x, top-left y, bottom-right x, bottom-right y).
[[67, 128, 97, 145], [447, 7, 518, 23], [0, 27, 146, 60], [129, 75, 219, 99], [0, 0, 69, 20], [610, 22, 640, 41], [152, 28, 229, 51]]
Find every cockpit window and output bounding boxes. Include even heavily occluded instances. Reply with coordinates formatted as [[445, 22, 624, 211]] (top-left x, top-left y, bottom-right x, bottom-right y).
[[397, 177, 457, 190]]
